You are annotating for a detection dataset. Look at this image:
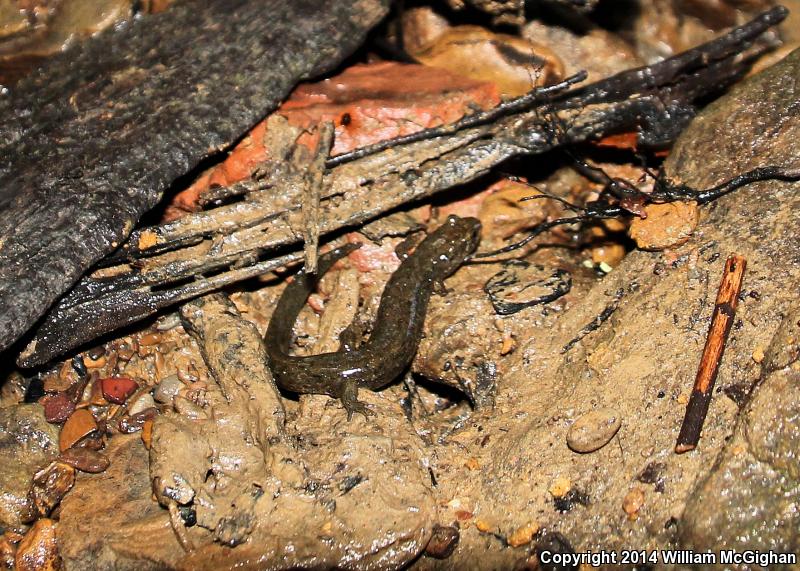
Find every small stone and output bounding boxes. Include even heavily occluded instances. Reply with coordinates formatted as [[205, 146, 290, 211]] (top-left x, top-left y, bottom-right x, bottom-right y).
[[29, 462, 75, 518], [153, 374, 183, 404], [58, 448, 111, 474], [507, 521, 539, 548], [142, 419, 154, 450], [59, 409, 97, 452], [424, 524, 460, 559], [14, 518, 61, 571], [500, 335, 515, 356], [454, 510, 473, 522], [117, 408, 157, 434], [138, 332, 162, 346], [100, 377, 139, 404], [752, 345, 765, 363], [41, 393, 75, 424], [174, 395, 207, 420], [475, 519, 492, 533], [465, 457, 480, 470], [566, 407, 622, 453], [622, 487, 646, 520], [628, 201, 699, 250], [82, 354, 106, 369], [677, 393, 689, 405], [127, 392, 156, 417], [548, 476, 571, 498]]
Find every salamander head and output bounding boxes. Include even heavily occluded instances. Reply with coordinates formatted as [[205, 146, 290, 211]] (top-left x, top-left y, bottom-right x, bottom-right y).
[[428, 215, 482, 278]]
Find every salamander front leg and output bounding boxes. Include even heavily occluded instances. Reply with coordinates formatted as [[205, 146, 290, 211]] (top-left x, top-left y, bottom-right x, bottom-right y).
[[340, 380, 374, 421]]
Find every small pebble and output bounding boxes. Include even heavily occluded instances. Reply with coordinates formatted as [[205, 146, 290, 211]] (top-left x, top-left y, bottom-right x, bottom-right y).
[[14, 518, 61, 571], [156, 313, 182, 331], [424, 525, 460, 559], [116, 343, 135, 362], [29, 462, 75, 518], [153, 375, 183, 404], [507, 521, 539, 548], [100, 377, 139, 404], [752, 345, 765, 363], [59, 448, 111, 474], [127, 393, 156, 417], [622, 487, 646, 519], [41, 393, 76, 424], [475, 519, 492, 533], [59, 409, 97, 452], [465, 457, 480, 470], [548, 476, 571, 498], [139, 332, 162, 346], [174, 395, 207, 420], [628, 201, 699, 250], [118, 407, 157, 434], [142, 419, 154, 449], [566, 407, 622, 453], [82, 354, 106, 369]]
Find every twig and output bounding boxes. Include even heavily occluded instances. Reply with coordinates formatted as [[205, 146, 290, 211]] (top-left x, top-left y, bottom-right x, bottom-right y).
[[302, 122, 334, 274], [324, 71, 588, 167], [675, 254, 746, 453]]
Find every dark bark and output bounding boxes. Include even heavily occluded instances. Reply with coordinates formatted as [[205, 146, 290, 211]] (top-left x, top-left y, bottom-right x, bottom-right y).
[[0, 0, 389, 353]]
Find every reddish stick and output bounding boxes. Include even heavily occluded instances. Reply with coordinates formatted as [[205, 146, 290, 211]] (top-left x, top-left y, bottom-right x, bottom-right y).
[[675, 254, 747, 453]]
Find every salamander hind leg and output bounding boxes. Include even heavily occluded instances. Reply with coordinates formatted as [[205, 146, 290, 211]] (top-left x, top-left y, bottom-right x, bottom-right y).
[[339, 380, 374, 421]]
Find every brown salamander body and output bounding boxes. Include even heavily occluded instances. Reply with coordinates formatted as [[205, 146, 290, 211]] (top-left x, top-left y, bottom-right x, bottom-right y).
[[265, 215, 482, 417]]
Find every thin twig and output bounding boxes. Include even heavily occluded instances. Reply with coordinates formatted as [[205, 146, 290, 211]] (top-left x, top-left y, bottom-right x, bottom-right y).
[[324, 71, 588, 167], [675, 254, 746, 453]]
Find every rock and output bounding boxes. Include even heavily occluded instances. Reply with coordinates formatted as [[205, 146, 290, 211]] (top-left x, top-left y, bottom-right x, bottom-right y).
[[424, 524, 460, 559], [117, 407, 157, 434], [566, 407, 622, 453], [15, 518, 61, 571], [58, 448, 111, 474], [507, 522, 539, 548], [666, 49, 800, 558], [58, 409, 98, 452], [29, 462, 75, 518], [99, 377, 139, 405], [411, 26, 564, 96], [126, 393, 155, 417], [523, 21, 643, 82], [153, 374, 182, 404], [400, 6, 450, 55], [622, 487, 645, 520], [628, 201, 699, 250], [57, 435, 184, 571], [0, 404, 60, 527], [40, 393, 75, 424]]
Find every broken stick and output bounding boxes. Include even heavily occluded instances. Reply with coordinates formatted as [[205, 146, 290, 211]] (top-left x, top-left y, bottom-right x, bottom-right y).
[[675, 254, 746, 453]]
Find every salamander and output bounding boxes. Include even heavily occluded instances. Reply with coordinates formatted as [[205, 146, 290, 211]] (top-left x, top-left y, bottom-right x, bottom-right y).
[[265, 215, 482, 418]]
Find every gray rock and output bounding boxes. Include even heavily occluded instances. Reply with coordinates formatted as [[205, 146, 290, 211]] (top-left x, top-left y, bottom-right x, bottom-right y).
[[0, 404, 60, 527], [675, 48, 800, 562]]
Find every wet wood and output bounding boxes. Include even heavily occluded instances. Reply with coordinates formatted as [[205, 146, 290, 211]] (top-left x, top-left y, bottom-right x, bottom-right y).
[[675, 254, 746, 453], [0, 0, 390, 354]]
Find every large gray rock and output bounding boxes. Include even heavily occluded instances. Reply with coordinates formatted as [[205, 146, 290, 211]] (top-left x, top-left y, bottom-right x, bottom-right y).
[[670, 48, 800, 566], [0, 404, 60, 527]]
